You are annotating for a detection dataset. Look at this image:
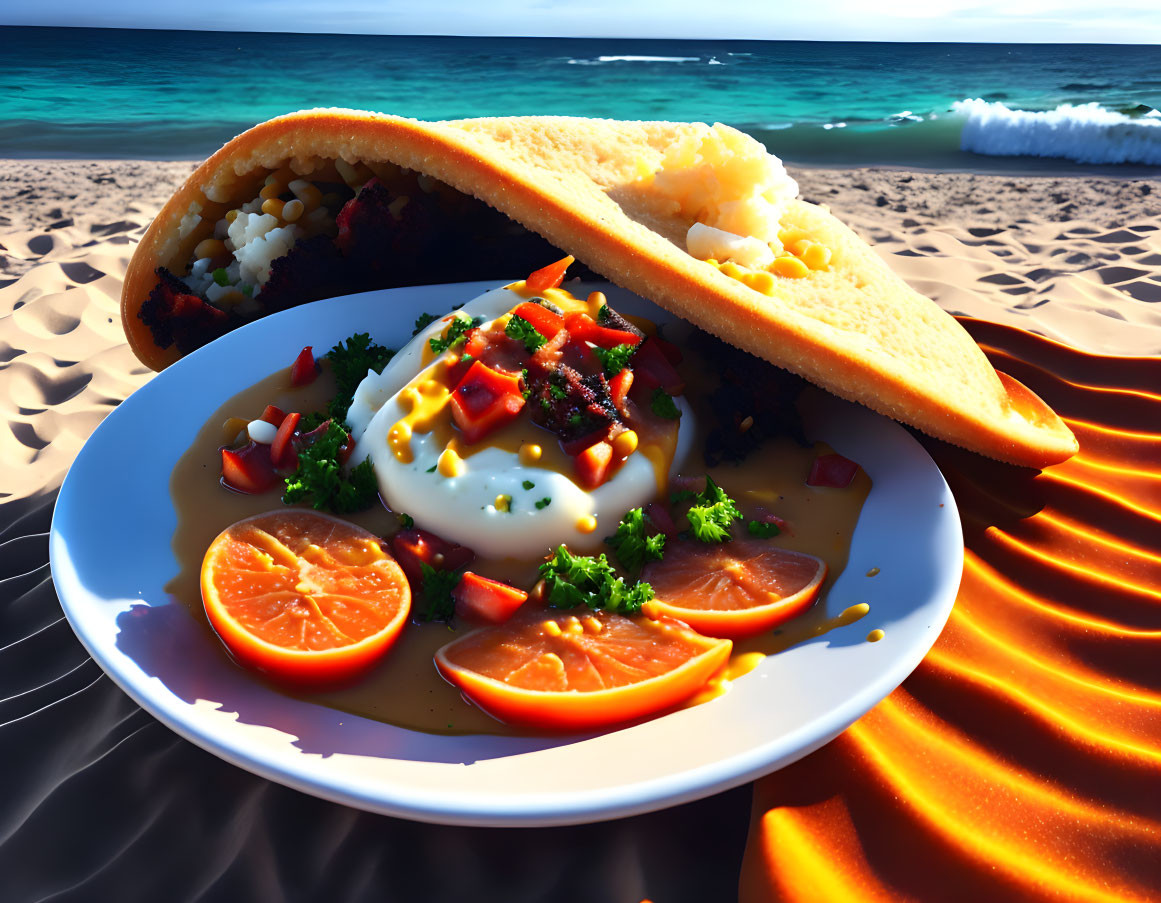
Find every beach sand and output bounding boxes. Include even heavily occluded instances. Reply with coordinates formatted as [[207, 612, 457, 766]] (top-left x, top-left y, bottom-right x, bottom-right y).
[[2, 158, 1159, 507]]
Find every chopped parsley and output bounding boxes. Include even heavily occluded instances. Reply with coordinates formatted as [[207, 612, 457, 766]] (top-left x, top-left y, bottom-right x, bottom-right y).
[[212, 267, 230, 286], [505, 314, 546, 353], [677, 475, 742, 543], [747, 519, 781, 538], [522, 480, 535, 490], [651, 388, 681, 420], [325, 333, 395, 423], [399, 513, 415, 529], [593, 343, 636, 378], [605, 507, 666, 574], [283, 421, 378, 514], [539, 546, 653, 615], [429, 313, 475, 354], [417, 562, 460, 622], [412, 311, 439, 335], [596, 304, 611, 323], [535, 497, 552, 510], [426, 464, 437, 473]]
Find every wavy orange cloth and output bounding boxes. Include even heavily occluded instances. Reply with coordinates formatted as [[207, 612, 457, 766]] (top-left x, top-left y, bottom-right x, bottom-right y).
[[740, 319, 1161, 902]]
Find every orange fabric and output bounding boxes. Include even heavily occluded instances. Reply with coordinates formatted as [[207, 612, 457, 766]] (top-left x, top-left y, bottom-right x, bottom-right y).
[[741, 319, 1161, 902]]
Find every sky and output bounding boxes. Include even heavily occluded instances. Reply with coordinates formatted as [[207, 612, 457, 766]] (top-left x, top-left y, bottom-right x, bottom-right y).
[[2, 0, 1161, 43]]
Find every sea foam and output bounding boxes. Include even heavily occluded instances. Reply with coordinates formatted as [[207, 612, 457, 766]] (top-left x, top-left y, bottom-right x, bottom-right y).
[[954, 98, 1161, 165]]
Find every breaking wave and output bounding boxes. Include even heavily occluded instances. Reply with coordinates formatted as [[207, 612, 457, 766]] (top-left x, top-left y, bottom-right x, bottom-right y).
[[953, 99, 1161, 165]]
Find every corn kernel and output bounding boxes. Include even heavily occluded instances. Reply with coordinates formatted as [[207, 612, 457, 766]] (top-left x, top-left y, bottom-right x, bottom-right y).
[[194, 238, 225, 261], [719, 261, 747, 281], [788, 239, 813, 257], [259, 182, 284, 201], [576, 514, 598, 534], [225, 208, 240, 223], [802, 243, 832, 270], [288, 179, 322, 211], [438, 447, 466, 478], [519, 443, 542, 465], [739, 415, 754, 433], [542, 620, 563, 637], [215, 289, 245, 309], [746, 271, 776, 295], [705, 258, 720, 268], [612, 430, 638, 458], [263, 172, 282, 187], [566, 616, 584, 635], [494, 494, 511, 513], [272, 166, 297, 187], [772, 256, 811, 279], [387, 196, 410, 220], [778, 226, 809, 246], [281, 199, 305, 223], [261, 198, 285, 219], [584, 617, 603, 634]]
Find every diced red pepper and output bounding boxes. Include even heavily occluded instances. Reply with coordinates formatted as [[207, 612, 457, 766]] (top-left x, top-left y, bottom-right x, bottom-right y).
[[452, 572, 529, 624], [270, 412, 301, 469], [525, 255, 574, 293], [564, 312, 642, 350], [561, 427, 609, 457], [807, 454, 859, 488], [390, 528, 475, 592], [260, 405, 286, 427], [220, 443, 279, 494], [450, 360, 526, 444], [290, 346, 318, 387], [631, 337, 685, 394], [609, 368, 634, 412], [512, 302, 565, 339], [575, 439, 614, 489]]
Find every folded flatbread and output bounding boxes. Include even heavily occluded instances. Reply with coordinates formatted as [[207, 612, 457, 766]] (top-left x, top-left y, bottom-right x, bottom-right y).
[[121, 108, 1077, 468]]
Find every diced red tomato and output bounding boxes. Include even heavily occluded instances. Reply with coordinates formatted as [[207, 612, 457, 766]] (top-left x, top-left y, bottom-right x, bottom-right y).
[[260, 405, 286, 427], [609, 368, 634, 411], [270, 412, 301, 469], [220, 443, 279, 494], [452, 572, 529, 624], [290, 346, 318, 387], [564, 312, 642, 350], [807, 454, 859, 488], [513, 302, 565, 339], [450, 360, 526, 444], [560, 427, 608, 457], [525, 255, 574, 293], [631, 337, 685, 394], [390, 528, 475, 591], [576, 440, 614, 489]]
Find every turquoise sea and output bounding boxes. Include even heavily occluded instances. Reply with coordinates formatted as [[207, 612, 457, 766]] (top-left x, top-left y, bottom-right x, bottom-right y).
[[2, 26, 1160, 168]]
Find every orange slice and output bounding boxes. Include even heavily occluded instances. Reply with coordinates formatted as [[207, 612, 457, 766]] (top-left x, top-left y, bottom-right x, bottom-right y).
[[642, 538, 827, 639], [434, 608, 731, 730], [201, 509, 410, 684]]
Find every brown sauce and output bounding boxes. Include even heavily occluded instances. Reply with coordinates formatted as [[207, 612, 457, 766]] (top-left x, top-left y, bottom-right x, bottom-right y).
[[167, 336, 871, 736]]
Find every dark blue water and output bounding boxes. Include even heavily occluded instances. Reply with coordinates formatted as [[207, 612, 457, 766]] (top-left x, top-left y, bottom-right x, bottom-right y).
[[2, 27, 1160, 167]]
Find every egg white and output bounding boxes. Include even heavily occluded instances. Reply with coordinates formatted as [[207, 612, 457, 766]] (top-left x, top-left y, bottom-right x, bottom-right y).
[[349, 286, 694, 560]]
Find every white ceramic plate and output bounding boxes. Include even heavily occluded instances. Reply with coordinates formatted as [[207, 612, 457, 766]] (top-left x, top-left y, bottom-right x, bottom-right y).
[[51, 281, 962, 827]]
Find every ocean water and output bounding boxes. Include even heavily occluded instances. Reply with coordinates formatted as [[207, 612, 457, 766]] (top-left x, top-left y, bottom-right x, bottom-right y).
[[2, 26, 1160, 169]]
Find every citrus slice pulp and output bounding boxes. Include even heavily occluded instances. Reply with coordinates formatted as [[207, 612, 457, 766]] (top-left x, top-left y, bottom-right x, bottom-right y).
[[201, 509, 410, 684], [434, 608, 732, 730], [642, 538, 827, 639]]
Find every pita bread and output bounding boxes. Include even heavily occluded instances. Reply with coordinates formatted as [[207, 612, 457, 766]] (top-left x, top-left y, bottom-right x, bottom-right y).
[[121, 108, 1077, 468]]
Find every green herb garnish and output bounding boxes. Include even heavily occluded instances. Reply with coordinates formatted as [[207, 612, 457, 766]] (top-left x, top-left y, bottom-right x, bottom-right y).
[[429, 313, 475, 354], [412, 312, 439, 335], [593, 343, 636, 378], [538, 546, 653, 615], [522, 480, 535, 490], [283, 421, 378, 514], [417, 562, 460, 622], [212, 268, 230, 286], [325, 333, 395, 423], [505, 314, 546, 353], [535, 497, 552, 510], [606, 507, 666, 574], [681, 476, 742, 543], [399, 513, 415, 529], [650, 388, 681, 420], [747, 519, 780, 538]]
